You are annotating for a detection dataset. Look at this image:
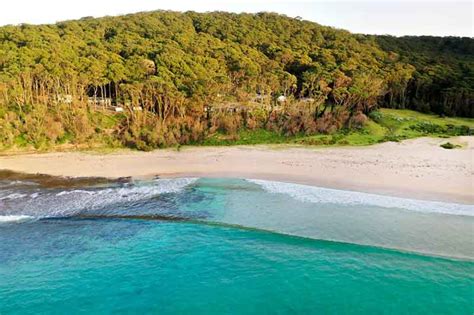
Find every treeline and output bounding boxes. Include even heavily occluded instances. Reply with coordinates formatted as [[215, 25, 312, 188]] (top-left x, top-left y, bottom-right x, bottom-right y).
[[0, 11, 472, 150], [374, 35, 473, 117]]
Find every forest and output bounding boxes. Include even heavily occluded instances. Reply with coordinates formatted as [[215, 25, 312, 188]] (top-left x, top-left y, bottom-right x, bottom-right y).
[[0, 10, 472, 150]]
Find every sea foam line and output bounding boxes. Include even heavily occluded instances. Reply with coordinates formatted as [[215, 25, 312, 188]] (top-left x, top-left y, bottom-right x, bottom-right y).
[[0, 215, 35, 224], [0, 192, 29, 201], [247, 179, 473, 216], [1, 178, 198, 219]]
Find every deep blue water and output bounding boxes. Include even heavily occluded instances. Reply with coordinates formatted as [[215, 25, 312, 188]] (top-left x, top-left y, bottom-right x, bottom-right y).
[[0, 177, 473, 314]]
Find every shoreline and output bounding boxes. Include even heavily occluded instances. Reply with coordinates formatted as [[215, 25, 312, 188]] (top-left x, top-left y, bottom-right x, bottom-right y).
[[0, 136, 472, 204]]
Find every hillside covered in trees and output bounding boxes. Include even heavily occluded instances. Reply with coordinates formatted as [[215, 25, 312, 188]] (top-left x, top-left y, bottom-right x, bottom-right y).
[[0, 11, 472, 150]]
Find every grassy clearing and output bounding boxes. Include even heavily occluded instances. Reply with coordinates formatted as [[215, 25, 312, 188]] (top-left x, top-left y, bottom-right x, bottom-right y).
[[369, 109, 473, 139], [203, 109, 473, 147]]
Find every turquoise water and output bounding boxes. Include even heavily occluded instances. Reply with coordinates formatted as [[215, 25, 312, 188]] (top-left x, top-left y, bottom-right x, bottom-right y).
[[0, 177, 473, 314]]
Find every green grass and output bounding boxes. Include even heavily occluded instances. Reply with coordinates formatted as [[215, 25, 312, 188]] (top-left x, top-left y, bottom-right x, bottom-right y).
[[201, 109, 473, 147], [202, 129, 290, 146], [370, 109, 473, 139]]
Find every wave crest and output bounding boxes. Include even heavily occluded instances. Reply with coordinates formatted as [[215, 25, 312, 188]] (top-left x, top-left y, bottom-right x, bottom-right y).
[[247, 179, 473, 216], [0, 215, 35, 224], [1, 177, 198, 219]]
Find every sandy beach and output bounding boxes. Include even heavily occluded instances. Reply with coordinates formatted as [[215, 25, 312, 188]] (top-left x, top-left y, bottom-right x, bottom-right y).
[[0, 136, 472, 203]]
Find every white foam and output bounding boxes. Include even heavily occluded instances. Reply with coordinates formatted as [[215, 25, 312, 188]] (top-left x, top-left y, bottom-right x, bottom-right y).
[[247, 179, 474, 216], [0, 193, 28, 201], [56, 190, 95, 196], [0, 215, 35, 224], [1, 178, 198, 218]]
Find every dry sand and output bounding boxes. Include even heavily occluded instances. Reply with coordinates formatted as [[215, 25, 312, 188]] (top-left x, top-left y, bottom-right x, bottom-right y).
[[1, 137, 472, 203]]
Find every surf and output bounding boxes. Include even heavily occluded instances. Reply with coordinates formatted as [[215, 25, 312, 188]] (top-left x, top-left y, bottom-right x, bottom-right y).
[[1, 176, 472, 260], [247, 179, 473, 216]]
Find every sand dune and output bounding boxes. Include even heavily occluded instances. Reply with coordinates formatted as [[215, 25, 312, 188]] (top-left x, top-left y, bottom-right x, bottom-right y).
[[0, 137, 472, 203]]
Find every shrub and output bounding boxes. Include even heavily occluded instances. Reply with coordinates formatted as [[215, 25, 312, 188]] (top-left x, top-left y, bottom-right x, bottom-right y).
[[368, 111, 382, 122], [440, 142, 460, 149], [348, 112, 368, 129], [381, 134, 407, 142], [409, 122, 445, 134], [44, 116, 65, 142]]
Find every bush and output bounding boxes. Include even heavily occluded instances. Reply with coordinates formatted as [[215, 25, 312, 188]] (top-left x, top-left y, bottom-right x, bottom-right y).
[[44, 116, 65, 142], [440, 142, 460, 149], [445, 124, 471, 136], [409, 122, 445, 134], [368, 111, 383, 122], [211, 113, 242, 136], [348, 112, 368, 129], [381, 134, 407, 142], [409, 122, 471, 136]]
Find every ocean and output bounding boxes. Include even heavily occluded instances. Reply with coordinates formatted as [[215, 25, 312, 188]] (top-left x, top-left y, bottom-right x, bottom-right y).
[[0, 175, 472, 314]]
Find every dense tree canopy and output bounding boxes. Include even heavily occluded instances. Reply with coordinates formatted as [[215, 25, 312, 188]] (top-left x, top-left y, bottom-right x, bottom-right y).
[[0, 11, 472, 149], [374, 35, 473, 117]]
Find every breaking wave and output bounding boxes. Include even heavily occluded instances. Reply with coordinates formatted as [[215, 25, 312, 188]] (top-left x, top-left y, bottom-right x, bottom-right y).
[[247, 179, 473, 216], [1, 176, 472, 259], [0, 215, 35, 224], [0, 178, 198, 219]]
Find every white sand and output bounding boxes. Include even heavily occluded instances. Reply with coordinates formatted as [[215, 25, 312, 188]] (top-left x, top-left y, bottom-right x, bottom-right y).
[[1, 137, 472, 203]]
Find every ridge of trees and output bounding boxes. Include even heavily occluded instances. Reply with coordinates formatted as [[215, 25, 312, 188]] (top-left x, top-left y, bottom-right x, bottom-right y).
[[0, 11, 472, 150]]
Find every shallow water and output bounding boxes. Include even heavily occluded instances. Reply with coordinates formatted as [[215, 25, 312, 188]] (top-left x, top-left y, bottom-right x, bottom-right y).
[[0, 175, 473, 314]]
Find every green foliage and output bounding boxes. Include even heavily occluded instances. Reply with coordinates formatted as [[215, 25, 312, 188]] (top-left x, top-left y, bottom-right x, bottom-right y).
[[374, 109, 473, 138], [203, 109, 473, 147], [440, 142, 461, 149], [374, 36, 473, 117], [0, 11, 472, 151], [295, 109, 473, 147], [202, 129, 290, 146]]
